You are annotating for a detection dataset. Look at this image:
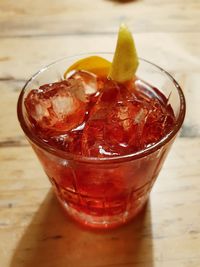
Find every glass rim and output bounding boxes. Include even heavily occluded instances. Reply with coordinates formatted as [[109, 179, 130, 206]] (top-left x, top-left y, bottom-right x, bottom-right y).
[[17, 53, 186, 164]]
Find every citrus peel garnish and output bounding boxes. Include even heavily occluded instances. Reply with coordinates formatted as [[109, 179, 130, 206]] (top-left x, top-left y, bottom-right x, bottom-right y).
[[109, 23, 139, 83], [64, 24, 139, 83], [64, 56, 111, 79]]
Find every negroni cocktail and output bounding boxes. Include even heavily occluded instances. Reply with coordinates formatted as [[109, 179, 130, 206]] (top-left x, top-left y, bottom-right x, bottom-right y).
[[18, 25, 185, 228]]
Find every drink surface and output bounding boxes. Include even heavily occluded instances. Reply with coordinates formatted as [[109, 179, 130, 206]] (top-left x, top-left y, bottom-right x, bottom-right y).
[[25, 70, 175, 157]]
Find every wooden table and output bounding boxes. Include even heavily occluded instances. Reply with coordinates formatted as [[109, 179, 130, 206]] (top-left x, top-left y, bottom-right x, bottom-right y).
[[0, 0, 200, 266]]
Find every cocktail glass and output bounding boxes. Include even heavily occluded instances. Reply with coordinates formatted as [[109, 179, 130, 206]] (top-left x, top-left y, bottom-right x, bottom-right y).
[[17, 53, 186, 229]]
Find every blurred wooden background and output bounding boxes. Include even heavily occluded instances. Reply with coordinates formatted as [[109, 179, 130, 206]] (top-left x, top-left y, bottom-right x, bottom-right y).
[[0, 0, 200, 266]]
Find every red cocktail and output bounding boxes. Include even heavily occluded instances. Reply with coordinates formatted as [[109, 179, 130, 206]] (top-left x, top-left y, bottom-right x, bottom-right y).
[[17, 53, 185, 228]]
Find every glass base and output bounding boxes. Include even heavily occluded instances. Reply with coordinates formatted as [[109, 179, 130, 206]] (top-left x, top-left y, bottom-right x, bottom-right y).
[[58, 196, 148, 229]]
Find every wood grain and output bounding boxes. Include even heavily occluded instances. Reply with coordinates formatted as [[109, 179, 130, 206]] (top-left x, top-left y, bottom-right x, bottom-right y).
[[0, 0, 199, 37], [0, 33, 200, 81]]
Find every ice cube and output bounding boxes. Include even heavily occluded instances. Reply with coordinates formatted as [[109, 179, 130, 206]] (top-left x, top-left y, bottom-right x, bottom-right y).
[[105, 100, 148, 151], [68, 70, 99, 101], [141, 98, 175, 146], [49, 129, 83, 154], [25, 80, 86, 132], [81, 80, 147, 157], [52, 95, 75, 117]]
